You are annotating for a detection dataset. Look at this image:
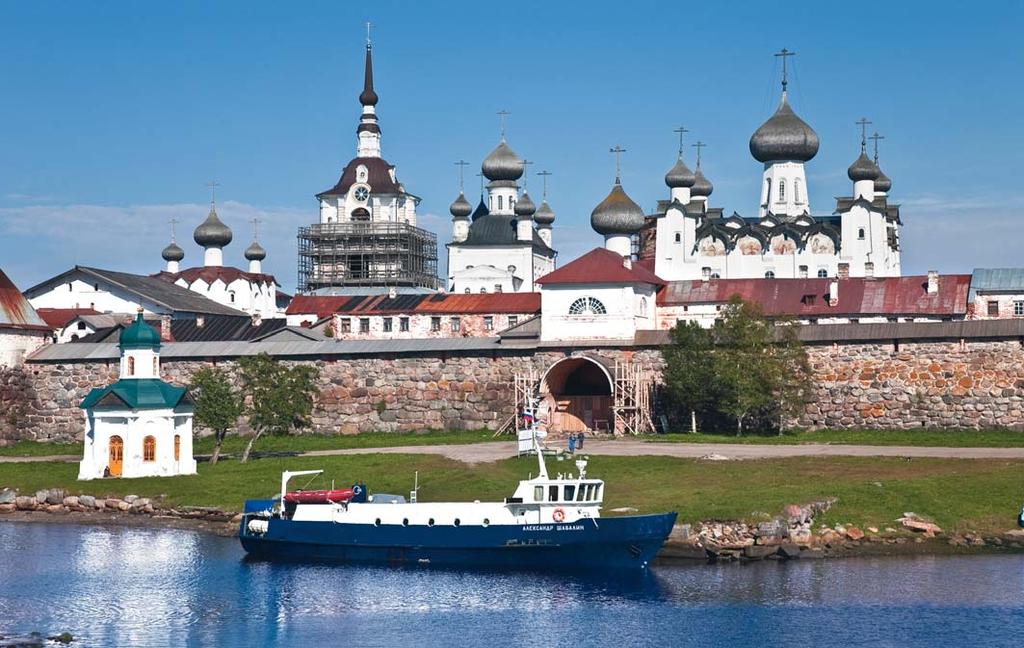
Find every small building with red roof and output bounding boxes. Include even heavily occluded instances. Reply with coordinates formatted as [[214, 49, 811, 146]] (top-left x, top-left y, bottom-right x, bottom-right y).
[[0, 269, 52, 366]]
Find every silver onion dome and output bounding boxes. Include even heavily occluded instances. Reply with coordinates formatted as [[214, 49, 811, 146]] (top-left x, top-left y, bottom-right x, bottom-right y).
[[874, 166, 892, 193], [481, 140, 525, 182], [244, 240, 266, 261], [848, 151, 879, 182], [193, 206, 233, 248], [534, 199, 555, 225], [664, 157, 696, 188], [514, 191, 536, 218], [449, 192, 472, 219], [161, 241, 184, 262], [591, 181, 645, 236], [749, 93, 820, 163], [691, 168, 714, 197]]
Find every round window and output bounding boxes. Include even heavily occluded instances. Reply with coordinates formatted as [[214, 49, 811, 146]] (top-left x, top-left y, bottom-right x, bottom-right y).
[[568, 296, 607, 316]]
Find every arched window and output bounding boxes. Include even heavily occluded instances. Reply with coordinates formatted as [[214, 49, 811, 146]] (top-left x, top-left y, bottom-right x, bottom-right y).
[[229, 291, 236, 303], [568, 296, 607, 315], [817, 269, 828, 278], [710, 272, 721, 279], [794, 179, 802, 203], [464, 287, 471, 294], [497, 196, 503, 211], [674, 232, 681, 243], [764, 270, 776, 279], [152, 357, 158, 375], [143, 436, 156, 462], [858, 228, 865, 240], [127, 356, 135, 376], [778, 180, 786, 201], [174, 435, 181, 461], [640, 297, 648, 316], [480, 287, 487, 293]]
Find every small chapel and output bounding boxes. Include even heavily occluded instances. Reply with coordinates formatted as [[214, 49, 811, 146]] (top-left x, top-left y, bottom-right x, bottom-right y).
[[78, 311, 196, 480]]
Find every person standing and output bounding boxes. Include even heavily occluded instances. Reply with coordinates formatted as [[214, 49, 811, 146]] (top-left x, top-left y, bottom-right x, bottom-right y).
[[567, 433, 576, 455]]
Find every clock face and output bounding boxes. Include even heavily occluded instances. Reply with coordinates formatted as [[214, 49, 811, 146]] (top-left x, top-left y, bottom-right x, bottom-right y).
[[354, 186, 370, 202]]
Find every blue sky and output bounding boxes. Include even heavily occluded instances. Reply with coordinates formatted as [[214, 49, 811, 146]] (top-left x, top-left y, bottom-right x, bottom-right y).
[[1, 1, 1021, 291]]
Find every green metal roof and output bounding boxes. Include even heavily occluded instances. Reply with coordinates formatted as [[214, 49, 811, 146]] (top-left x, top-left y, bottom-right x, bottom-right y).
[[119, 311, 161, 350], [80, 378, 190, 410]]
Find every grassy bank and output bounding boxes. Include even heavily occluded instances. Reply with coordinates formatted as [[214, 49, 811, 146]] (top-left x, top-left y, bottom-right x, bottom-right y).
[[2, 453, 1020, 535], [649, 428, 1024, 447]]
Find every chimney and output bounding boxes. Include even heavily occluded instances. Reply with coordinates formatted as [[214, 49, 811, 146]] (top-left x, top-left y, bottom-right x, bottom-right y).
[[828, 280, 839, 306], [388, 286, 397, 299], [864, 262, 874, 278], [838, 263, 850, 279], [160, 315, 172, 341], [196, 315, 205, 328], [927, 270, 939, 294]]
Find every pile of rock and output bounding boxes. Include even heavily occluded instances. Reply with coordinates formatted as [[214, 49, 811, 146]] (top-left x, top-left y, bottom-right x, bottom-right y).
[[0, 487, 240, 526]]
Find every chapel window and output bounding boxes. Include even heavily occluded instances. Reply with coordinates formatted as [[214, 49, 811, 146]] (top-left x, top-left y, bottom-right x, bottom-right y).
[[778, 180, 786, 201], [127, 356, 135, 376], [143, 436, 156, 462], [497, 196, 503, 211], [858, 228, 865, 240], [174, 435, 181, 461], [817, 269, 829, 278], [794, 179, 802, 203], [568, 296, 607, 316], [153, 357, 158, 375], [674, 232, 681, 243]]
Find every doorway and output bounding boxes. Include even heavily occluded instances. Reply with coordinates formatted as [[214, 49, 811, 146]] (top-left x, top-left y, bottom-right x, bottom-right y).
[[108, 435, 123, 477], [540, 357, 614, 433]]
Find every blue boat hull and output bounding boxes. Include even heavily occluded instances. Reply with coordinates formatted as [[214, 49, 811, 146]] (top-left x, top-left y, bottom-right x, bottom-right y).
[[239, 503, 676, 570]]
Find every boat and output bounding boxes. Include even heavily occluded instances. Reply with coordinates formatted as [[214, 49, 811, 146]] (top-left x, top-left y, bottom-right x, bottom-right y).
[[238, 397, 677, 570]]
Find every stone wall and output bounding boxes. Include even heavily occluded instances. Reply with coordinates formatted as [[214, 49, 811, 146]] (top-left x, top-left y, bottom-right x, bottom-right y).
[[3, 337, 1023, 443]]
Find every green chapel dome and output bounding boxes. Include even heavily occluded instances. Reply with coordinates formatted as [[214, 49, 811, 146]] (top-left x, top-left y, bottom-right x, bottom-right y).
[[119, 311, 161, 351]]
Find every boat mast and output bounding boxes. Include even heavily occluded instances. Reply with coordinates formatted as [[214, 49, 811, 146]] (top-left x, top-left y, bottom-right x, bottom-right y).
[[525, 393, 548, 480]]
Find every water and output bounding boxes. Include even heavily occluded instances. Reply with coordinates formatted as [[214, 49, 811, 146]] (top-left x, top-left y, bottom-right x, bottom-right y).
[[2, 522, 1023, 647]]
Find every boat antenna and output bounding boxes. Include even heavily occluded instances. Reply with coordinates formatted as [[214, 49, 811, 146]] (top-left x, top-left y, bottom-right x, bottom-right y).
[[528, 393, 549, 480], [411, 470, 419, 503]]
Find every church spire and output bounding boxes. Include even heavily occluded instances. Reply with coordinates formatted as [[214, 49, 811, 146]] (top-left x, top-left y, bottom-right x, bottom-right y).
[[355, 22, 382, 158]]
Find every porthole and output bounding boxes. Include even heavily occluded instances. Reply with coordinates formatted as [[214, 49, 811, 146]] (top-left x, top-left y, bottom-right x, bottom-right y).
[[482, 518, 490, 527], [374, 518, 381, 527], [454, 518, 461, 527], [402, 518, 409, 527], [428, 518, 435, 527]]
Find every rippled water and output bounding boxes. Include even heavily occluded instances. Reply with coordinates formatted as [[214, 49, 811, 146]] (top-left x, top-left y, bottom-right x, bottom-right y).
[[1, 522, 1023, 647]]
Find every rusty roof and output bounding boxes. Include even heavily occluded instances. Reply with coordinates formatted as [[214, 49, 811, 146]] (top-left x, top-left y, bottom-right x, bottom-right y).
[[287, 292, 541, 317], [536, 248, 665, 286], [658, 275, 971, 318], [0, 270, 50, 331], [35, 307, 101, 329]]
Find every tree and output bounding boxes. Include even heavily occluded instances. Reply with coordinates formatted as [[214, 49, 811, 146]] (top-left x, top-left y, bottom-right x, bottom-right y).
[[712, 296, 810, 435], [237, 353, 320, 463], [189, 367, 242, 465], [662, 321, 719, 433]]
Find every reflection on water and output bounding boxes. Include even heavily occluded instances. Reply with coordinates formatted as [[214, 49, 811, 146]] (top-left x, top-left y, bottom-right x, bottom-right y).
[[1, 522, 1023, 647]]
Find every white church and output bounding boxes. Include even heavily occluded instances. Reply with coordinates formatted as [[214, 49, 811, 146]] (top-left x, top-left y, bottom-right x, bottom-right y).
[[78, 311, 196, 480]]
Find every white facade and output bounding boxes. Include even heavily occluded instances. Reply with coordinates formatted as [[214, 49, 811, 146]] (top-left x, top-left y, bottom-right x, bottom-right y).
[[540, 284, 657, 342], [0, 329, 48, 367], [169, 273, 280, 319], [448, 245, 555, 294]]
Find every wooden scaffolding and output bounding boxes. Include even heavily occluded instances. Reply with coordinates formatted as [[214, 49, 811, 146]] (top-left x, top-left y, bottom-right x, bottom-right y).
[[495, 368, 539, 436]]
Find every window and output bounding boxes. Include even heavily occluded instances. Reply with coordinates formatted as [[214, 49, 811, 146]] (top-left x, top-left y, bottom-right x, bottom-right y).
[[794, 179, 802, 203], [988, 301, 1000, 317], [710, 272, 721, 279], [701, 267, 711, 279], [143, 436, 156, 462], [382, 317, 392, 332], [399, 317, 410, 332], [508, 315, 518, 327], [534, 485, 544, 502], [640, 297, 648, 316], [174, 435, 180, 461], [451, 316, 461, 332], [483, 316, 494, 330], [431, 317, 441, 332], [549, 485, 559, 501], [480, 287, 487, 293], [798, 265, 808, 278], [858, 228, 865, 240], [229, 291, 236, 303], [77, 321, 87, 330], [817, 269, 828, 278], [359, 318, 369, 333], [802, 294, 817, 306], [764, 270, 775, 279], [568, 296, 607, 315], [1014, 301, 1024, 317], [564, 485, 576, 501], [127, 356, 135, 376], [497, 196, 503, 211], [674, 232, 681, 243], [778, 179, 786, 201], [153, 357, 158, 375], [464, 287, 471, 294], [494, 284, 503, 293], [340, 318, 351, 334]]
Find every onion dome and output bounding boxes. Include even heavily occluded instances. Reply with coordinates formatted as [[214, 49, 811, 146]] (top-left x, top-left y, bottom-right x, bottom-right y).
[[874, 166, 892, 193], [514, 191, 536, 218], [591, 181, 645, 236], [691, 168, 714, 197], [193, 206, 233, 248], [664, 157, 696, 188], [749, 93, 820, 163], [481, 140, 525, 182], [449, 192, 472, 220], [119, 310, 161, 351], [848, 150, 879, 182], [244, 240, 266, 261], [470, 196, 489, 221], [161, 241, 184, 262], [534, 199, 556, 226], [359, 45, 378, 107]]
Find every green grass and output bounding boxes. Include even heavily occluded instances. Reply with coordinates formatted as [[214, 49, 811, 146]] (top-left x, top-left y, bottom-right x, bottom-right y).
[[647, 428, 1024, 447], [2, 453, 1020, 535]]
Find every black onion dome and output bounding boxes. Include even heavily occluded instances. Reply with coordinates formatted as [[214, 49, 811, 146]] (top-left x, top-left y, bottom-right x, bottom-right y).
[[470, 196, 489, 221], [591, 182, 645, 236], [691, 168, 714, 197], [749, 93, 820, 163], [534, 199, 555, 225], [244, 240, 266, 261], [664, 157, 696, 188], [848, 151, 879, 182], [514, 191, 536, 218], [449, 192, 472, 219], [161, 241, 184, 262], [874, 166, 892, 193], [481, 140, 524, 182], [359, 45, 378, 107], [193, 207, 233, 248]]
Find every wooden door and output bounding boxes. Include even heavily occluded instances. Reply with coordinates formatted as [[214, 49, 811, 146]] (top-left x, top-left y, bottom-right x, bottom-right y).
[[108, 436, 123, 477]]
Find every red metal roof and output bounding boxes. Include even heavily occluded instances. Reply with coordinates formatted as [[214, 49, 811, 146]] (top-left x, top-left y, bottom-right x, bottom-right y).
[[658, 275, 971, 317], [287, 292, 541, 317], [537, 248, 666, 286], [153, 267, 277, 286], [36, 307, 101, 329], [0, 270, 50, 331]]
